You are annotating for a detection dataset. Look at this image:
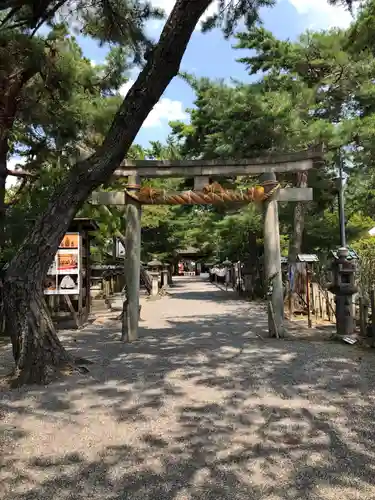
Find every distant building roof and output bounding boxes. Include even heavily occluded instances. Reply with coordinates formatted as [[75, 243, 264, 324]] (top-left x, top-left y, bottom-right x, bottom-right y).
[[297, 254, 319, 263], [177, 246, 201, 256]]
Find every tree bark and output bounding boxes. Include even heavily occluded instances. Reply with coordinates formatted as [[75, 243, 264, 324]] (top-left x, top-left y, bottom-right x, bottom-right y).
[[2, 281, 75, 385], [288, 171, 308, 316], [3, 0, 212, 385]]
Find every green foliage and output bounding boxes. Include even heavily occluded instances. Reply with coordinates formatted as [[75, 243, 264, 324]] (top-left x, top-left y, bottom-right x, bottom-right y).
[[210, 205, 262, 261], [168, 19, 375, 264], [78, 0, 164, 62], [4, 161, 69, 262], [172, 75, 309, 158], [200, 0, 275, 38], [351, 236, 375, 295], [7, 25, 129, 160], [235, 25, 375, 145], [0, 25, 134, 279], [4, 0, 375, 272], [347, 0, 375, 54], [1, 1, 164, 62]]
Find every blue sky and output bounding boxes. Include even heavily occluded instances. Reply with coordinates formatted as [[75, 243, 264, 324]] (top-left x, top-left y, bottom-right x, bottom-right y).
[[82, 0, 354, 146], [7, 0, 354, 183]]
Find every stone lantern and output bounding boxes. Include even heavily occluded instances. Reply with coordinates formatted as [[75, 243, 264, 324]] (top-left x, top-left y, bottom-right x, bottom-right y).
[[222, 258, 232, 289], [148, 257, 162, 273], [241, 260, 253, 297], [161, 263, 170, 289], [147, 257, 162, 299], [328, 247, 358, 337]]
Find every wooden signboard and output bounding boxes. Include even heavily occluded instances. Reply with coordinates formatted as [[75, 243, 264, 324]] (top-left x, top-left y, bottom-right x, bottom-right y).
[[41, 219, 98, 329], [44, 233, 81, 295]]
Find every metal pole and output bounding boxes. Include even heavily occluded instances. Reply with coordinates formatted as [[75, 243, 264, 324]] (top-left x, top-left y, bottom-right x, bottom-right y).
[[338, 152, 346, 248]]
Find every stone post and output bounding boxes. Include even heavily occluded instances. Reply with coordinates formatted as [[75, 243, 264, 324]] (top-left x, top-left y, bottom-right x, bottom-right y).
[[122, 174, 141, 342], [149, 272, 160, 300], [261, 172, 284, 338], [163, 267, 169, 288], [167, 265, 173, 286]]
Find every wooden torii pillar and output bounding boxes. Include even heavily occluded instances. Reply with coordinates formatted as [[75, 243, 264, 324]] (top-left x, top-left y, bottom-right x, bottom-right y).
[[123, 175, 141, 341], [260, 172, 312, 337], [92, 149, 321, 341]]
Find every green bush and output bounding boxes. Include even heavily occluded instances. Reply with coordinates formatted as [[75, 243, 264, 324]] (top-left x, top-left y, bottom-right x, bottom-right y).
[[351, 236, 375, 296]]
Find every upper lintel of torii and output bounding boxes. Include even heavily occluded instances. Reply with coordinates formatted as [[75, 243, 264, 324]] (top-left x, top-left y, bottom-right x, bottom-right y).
[[112, 148, 324, 179]]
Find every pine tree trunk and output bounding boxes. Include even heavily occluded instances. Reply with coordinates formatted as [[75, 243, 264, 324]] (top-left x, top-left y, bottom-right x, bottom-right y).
[[288, 171, 307, 315], [3, 0, 212, 385], [2, 279, 74, 385]]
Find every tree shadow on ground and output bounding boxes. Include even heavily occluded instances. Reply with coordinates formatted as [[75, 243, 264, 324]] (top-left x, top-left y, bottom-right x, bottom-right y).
[[1, 294, 375, 499]]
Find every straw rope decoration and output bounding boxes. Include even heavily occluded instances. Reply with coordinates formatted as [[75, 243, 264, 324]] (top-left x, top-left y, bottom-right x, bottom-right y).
[[125, 181, 280, 205]]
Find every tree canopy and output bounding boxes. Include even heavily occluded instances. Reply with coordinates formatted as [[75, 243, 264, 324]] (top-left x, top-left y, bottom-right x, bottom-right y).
[[5, 1, 375, 268]]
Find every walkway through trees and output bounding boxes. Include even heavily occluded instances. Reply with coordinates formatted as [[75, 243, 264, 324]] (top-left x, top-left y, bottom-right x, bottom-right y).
[[2, 277, 375, 499], [137, 275, 268, 341]]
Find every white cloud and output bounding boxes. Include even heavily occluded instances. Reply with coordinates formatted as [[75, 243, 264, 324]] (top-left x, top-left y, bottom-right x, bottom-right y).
[[118, 80, 134, 97], [151, 0, 354, 32], [150, 0, 218, 31], [288, 0, 355, 29], [119, 80, 188, 128]]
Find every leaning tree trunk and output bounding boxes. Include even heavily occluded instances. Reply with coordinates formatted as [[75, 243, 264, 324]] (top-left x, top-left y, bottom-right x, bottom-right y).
[[3, 0, 212, 385], [288, 171, 308, 315]]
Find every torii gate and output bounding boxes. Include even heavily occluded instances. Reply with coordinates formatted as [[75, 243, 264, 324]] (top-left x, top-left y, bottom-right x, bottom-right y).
[[92, 149, 322, 341]]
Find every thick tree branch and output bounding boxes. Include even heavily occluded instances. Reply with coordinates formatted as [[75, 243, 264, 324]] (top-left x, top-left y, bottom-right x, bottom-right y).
[[6, 168, 36, 178]]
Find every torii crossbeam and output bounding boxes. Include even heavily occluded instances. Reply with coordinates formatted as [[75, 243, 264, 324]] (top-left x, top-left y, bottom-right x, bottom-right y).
[[91, 149, 323, 341]]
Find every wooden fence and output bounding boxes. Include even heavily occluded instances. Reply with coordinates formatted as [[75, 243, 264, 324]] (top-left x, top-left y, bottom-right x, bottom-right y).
[[355, 290, 375, 341], [306, 282, 336, 323], [212, 261, 375, 339]]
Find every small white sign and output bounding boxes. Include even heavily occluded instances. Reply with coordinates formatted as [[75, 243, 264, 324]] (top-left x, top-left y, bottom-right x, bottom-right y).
[[116, 239, 125, 257]]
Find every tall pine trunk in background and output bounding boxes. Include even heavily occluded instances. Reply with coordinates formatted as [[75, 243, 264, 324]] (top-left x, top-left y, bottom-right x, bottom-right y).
[[288, 171, 307, 316], [2, 0, 212, 386]]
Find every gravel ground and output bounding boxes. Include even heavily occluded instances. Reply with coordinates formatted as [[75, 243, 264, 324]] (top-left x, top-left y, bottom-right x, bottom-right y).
[[1, 276, 375, 500]]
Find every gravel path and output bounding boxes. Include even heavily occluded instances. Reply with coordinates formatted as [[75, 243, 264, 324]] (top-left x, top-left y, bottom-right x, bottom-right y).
[[1, 277, 375, 499]]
